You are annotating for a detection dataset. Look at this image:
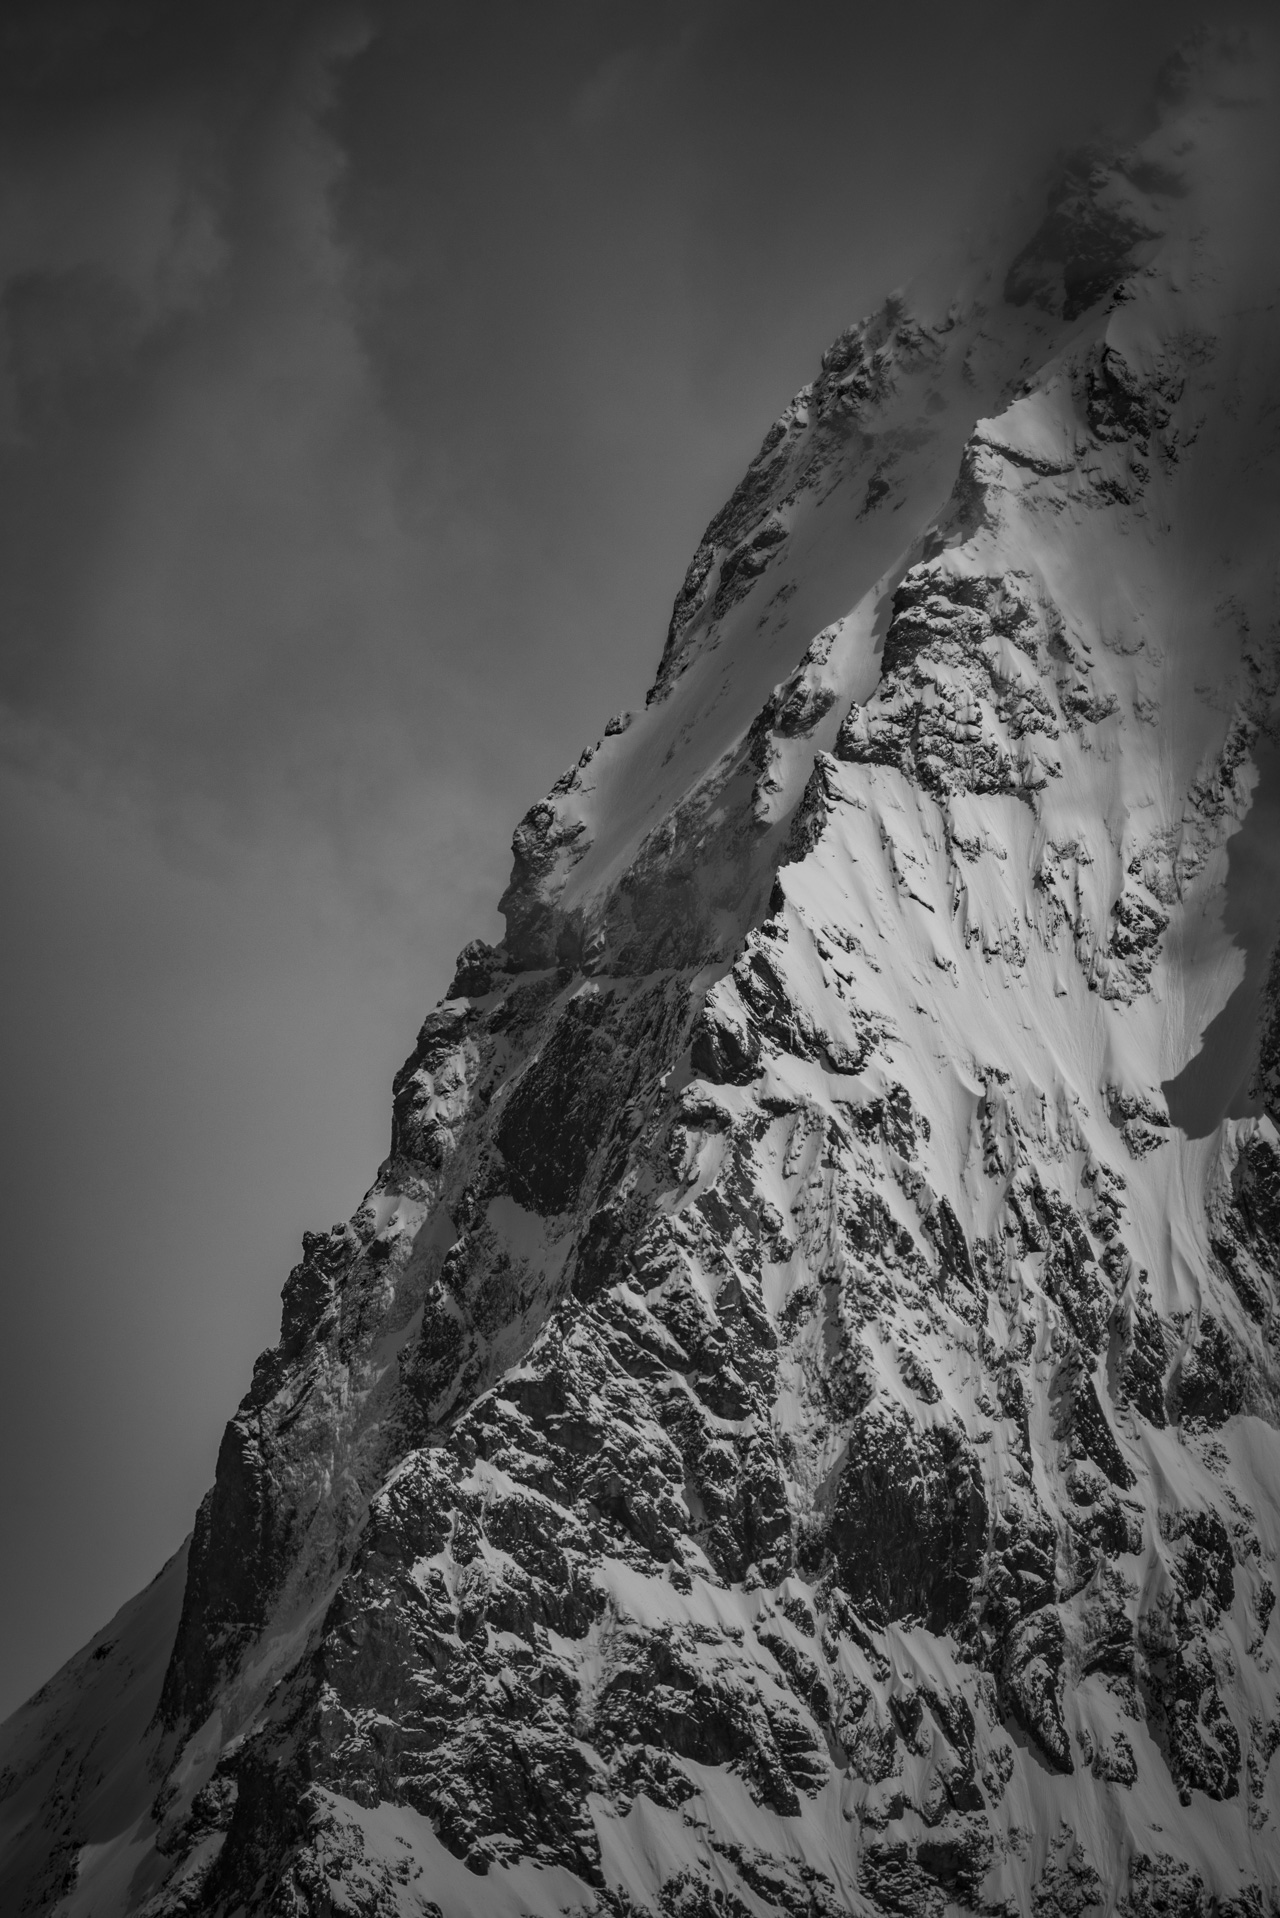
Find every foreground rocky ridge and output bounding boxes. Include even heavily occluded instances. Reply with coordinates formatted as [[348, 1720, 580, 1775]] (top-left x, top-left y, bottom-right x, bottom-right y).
[[6, 28, 1280, 1918]]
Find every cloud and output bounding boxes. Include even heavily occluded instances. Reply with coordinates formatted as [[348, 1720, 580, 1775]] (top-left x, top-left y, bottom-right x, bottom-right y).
[[0, 4, 425, 835]]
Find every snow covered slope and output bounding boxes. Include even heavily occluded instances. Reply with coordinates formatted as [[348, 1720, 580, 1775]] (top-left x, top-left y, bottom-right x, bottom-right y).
[[7, 25, 1280, 1917]]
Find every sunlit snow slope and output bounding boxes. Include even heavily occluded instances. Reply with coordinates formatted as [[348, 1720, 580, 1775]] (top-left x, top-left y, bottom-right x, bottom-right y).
[[6, 26, 1280, 1918]]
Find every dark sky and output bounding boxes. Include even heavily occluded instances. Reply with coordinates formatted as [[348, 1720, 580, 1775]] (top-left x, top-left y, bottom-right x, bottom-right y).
[[0, 0, 1213, 1718]]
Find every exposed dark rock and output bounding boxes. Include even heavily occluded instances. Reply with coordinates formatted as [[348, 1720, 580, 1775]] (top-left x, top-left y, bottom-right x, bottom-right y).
[[159, 1416, 294, 1728], [447, 939, 506, 999], [982, 1490, 1058, 1646], [1032, 1829, 1105, 1918], [690, 989, 761, 1086], [1140, 1603, 1242, 1805], [1053, 1355, 1135, 1489], [1214, 1128, 1280, 1323], [711, 517, 790, 621], [836, 569, 1065, 805], [1087, 343, 1182, 446], [496, 992, 620, 1215], [498, 801, 590, 968], [827, 1411, 987, 1632], [1002, 1607, 1072, 1772], [1173, 1313, 1246, 1429], [1005, 152, 1160, 320], [1114, 1283, 1169, 1425]]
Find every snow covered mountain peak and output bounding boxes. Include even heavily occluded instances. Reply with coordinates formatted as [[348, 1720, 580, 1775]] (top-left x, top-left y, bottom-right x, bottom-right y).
[[7, 27, 1280, 1918], [497, 28, 1280, 992]]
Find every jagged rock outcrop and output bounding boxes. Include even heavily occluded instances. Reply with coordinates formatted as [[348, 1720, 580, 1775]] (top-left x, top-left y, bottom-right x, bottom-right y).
[[6, 26, 1280, 1918]]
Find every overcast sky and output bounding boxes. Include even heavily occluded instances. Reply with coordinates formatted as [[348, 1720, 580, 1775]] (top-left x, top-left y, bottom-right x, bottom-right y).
[[0, 0, 1215, 1718]]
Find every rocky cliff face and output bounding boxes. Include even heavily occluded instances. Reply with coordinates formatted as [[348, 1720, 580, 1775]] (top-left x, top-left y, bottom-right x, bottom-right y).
[[7, 27, 1280, 1918]]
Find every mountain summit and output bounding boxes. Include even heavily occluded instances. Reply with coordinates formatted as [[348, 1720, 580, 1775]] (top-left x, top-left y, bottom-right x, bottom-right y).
[[7, 27, 1280, 1918]]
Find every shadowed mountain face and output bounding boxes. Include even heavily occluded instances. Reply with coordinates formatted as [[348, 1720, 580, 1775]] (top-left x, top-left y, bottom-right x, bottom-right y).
[[8, 27, 1280, 1918], [1163, 746, 1280, 1137]]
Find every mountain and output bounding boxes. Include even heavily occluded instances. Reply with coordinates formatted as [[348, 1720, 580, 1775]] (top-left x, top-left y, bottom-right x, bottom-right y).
[[6, 25, 1280, 1918]]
